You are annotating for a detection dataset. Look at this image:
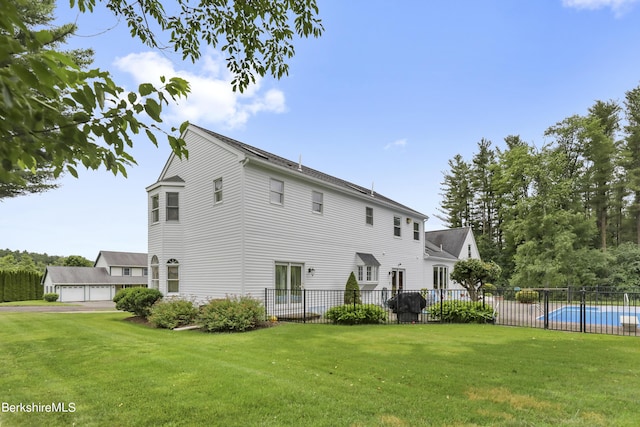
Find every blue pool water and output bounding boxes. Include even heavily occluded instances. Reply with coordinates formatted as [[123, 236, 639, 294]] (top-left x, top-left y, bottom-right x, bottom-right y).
[[540, 306, 639, 327]]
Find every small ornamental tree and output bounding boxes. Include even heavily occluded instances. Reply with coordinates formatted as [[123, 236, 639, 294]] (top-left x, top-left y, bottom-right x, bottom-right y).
[[344, 272, 362, 305], [450, 259, 501, 302]]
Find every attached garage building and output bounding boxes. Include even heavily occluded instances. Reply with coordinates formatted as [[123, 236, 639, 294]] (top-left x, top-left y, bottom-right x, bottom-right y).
[[42, 251, 148, 302], [42, 266, 147, 302]]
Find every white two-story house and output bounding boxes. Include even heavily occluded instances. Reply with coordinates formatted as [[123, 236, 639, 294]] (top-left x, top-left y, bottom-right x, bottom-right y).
[[147, 125, 479, 309]]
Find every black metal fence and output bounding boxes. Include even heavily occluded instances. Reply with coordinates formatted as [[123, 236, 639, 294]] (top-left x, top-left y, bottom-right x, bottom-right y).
[[263, 287, 640, 336]]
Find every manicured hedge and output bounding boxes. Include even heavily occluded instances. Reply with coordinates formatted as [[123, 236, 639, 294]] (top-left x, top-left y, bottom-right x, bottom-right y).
[[0, 270, 43, 302]]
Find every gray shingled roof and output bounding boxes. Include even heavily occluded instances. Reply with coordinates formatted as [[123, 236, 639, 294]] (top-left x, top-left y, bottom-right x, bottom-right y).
[[96, 251, 147, 267], [424, 240, 458, 260], [189, 125, 428, 218], [424, 227, 471, 258], [44, 267, 146, 285]]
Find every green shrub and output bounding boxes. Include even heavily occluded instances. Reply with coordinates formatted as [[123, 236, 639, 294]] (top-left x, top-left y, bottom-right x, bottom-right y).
[[198, 296, 264, 332], [148, 298, 198, 329], [515, 289, 539, 304], [427, 301, 495, 324], [325, 304, 387, 325], [482, 283, 497, 294], [43, 293, 59, 302], [113, 287, 163, 318], [344, 272, 361, 305]]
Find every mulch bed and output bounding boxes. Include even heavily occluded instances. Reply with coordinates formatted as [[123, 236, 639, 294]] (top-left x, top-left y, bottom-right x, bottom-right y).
[[122, 315, 280, 331]]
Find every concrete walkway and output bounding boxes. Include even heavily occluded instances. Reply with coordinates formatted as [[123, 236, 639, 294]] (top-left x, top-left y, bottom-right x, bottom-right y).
[[0, 301, 118, 313]]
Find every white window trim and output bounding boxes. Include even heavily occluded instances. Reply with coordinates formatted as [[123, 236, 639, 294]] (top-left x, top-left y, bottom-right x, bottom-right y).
[[357, 265, 379, 284], [167, 258, 179, 294], [270, 179, 284, 205], [166, 192, 179, 221], [366, 207, 373, 226], [214, 178, 223, 204], [312, 190, 323, 214], [393, 216, 402, 237], [151, 194, 159, 223]]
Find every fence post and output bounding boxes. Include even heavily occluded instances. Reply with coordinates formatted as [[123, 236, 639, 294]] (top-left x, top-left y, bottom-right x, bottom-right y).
[[543, 290, 549, 330], [264, 288, 268, 321], [580, 288, 586, 333], [303, 289, 307, 323], [439, 288, 444, 323]]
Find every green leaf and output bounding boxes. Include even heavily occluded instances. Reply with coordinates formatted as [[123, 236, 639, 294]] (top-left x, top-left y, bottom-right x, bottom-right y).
[[144, 98, 162, 122], [67, 165, 78, 178], [139, 83, 155, 96]]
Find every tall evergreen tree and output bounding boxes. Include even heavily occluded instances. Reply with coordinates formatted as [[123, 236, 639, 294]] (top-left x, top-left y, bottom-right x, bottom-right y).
[[437, 154, 472, 228], [623, 85, 640, 244]]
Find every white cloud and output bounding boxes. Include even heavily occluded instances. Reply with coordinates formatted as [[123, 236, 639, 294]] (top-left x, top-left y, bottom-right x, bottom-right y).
[[562, 0, 639, 15], [113, 51, 287, 129], [384, 139, 408, 150]]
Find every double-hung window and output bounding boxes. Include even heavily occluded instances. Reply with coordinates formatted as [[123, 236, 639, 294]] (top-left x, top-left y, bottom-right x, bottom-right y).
[[151, 195, 159, 223], [150, 256, 159, 290], [413, 221, 420, 241], [166, 192, 179, 221], [167, 259, 179, 293], [214, 178, 223, 204], [270, 179, 284, 205], [312, 191, 323, 213], [366, 207, 373, 225], [393, 216, 401, 237]]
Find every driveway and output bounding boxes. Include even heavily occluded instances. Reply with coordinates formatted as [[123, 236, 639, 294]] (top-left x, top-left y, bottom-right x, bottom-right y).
[[0, 301, 118, 313]]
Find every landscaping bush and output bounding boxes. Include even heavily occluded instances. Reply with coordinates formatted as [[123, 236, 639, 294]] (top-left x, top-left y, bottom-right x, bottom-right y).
[[482, 283, 497, 296], [344, 272, 362, 305], [427, 301, 495, 324], [198, 296, 264, 332], [515, 289, 539, 304], [43, 293, 59, 302], [148, 298, 198, 329], [113, 287, 163, 318], [325, 304, 387, 325]]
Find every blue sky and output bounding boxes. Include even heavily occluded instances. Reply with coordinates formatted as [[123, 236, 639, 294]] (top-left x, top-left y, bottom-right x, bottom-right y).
[[3, 0, 640, 260]]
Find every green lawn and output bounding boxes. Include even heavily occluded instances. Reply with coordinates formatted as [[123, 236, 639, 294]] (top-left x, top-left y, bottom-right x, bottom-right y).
[[0, 313, 639, 426], [0, 300, 78, 307]]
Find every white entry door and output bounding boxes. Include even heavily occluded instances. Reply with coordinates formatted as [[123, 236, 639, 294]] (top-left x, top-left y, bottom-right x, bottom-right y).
[[275, 262, 303, 304]]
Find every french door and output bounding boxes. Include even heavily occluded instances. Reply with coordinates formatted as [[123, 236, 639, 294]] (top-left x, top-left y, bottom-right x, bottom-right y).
[[391, 268, 405, 296], [275, 262, 303, 304]]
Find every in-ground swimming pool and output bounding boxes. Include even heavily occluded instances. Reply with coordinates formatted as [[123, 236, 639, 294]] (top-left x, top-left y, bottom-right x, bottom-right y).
[[539, 306, 639, 327]]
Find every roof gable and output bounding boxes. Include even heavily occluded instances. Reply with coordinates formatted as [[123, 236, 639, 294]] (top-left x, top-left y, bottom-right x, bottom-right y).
[[424, 227, 472, 258], [95, 251, 148, 267]]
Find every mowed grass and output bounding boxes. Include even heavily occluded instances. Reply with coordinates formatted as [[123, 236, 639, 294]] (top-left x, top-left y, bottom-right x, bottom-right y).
[[0, 300, 78, 307], [0, 313, 639, 426]]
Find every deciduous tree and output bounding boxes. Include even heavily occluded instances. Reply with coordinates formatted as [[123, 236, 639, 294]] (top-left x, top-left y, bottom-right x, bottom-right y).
[[450, 258, 501, 302]]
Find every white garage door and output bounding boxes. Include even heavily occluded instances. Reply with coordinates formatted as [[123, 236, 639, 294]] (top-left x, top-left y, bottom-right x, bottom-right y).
[[88, 286, 112, 301], [60, 286, 86, 302]]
